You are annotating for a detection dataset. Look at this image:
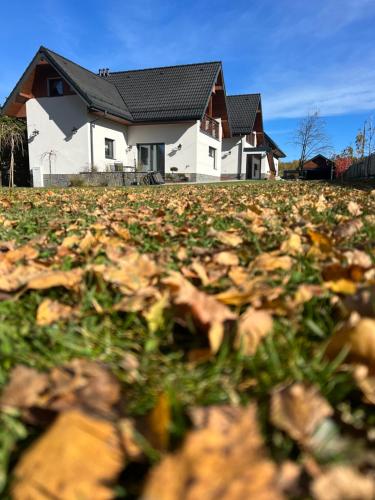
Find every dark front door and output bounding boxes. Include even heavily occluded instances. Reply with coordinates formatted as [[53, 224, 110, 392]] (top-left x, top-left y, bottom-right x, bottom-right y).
[[246, 155, 253, 179], [137, 143, 165, 176]]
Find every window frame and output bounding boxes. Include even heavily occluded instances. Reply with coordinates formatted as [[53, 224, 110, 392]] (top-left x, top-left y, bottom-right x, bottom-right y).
[[105, 138, 115, 160], [208, 146, 217, 169], [47, 77, 64, 97]]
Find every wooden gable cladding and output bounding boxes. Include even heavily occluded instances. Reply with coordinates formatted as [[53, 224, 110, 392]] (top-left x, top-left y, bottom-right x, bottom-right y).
[[203, 69, 231, 138], [32, 64, 76, 98]]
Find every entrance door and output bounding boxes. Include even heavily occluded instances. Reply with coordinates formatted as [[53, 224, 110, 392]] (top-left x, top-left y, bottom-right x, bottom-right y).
[[138, 144, 165, 175], [246, 155, 253, 179]]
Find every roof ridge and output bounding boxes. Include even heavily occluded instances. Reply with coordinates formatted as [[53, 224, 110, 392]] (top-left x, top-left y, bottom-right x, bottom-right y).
[[227, 93, 261, 97], [108, 60, 222, 75]]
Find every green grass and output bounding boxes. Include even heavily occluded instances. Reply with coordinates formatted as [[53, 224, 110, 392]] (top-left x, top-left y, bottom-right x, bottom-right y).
[[0, 181, 374, 497]]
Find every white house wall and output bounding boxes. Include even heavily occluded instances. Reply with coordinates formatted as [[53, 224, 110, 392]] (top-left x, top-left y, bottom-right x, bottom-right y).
[[196, 128, 222, 181], [127, 122, 198, 177], [90, 118, 129, 171], [26, 96, 90, 177]]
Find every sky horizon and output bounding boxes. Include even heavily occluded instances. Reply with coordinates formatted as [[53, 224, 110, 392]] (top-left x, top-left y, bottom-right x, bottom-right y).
[[1, 0, 374, 160]]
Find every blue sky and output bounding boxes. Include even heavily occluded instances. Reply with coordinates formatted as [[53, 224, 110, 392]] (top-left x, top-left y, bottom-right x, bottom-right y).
[[1, 0, 374, 159]]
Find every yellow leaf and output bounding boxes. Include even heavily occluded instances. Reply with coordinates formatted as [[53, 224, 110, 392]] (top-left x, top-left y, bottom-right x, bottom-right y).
[[12, 410, 124, 500], [326, 316, 375, 372], [307, 228, 332, 252], [147, 392, 171, 452], [61, 234, 80, 248], [324, 279, 357, 295], [36, 299, 75, 326], [280, 233, 303, 255], [145, 293, 169, 334], [253, 253, 293, 272]]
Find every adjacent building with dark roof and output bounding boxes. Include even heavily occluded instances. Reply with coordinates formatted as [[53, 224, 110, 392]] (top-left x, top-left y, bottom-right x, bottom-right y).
[[2, 46, 286, 185]]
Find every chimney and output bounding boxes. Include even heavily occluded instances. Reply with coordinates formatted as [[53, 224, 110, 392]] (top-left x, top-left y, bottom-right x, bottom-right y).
[[98, 68, 110, 77]]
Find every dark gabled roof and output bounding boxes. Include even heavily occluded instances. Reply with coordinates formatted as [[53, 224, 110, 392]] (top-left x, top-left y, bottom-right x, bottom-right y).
[[264, 133, 286, 158], [106, 62, 221, 122], [226, 94, 260, 135], [40, 47, 133, 121]]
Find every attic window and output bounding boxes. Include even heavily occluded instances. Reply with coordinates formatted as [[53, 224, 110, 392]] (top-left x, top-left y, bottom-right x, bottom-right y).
[[48, 78, 64, 97]]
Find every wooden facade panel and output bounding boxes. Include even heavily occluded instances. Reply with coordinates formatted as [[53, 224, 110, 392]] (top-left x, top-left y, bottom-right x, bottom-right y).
[[32, 64, 76, 98]]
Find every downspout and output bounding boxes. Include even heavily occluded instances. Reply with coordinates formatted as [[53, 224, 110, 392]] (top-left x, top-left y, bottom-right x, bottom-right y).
[[237, 135, 243, 180]]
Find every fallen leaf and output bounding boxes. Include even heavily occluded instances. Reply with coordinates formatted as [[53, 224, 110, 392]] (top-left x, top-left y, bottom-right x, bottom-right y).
[[191, 260, 210, 286], [0, 366, 48, 410], [142, 404, 283, 500], [353, 364, 375, 404], [252, 253, 293, 272], [12, 410, 124, 500], [27, 268, 84, 291], [326, 316, 375, 372], [311, 465, 375, 500], [79, 230, 97, 253], [270, 383, 333, 446], [0, 264, 44, 292], [307, 229, 332, 252], [324, 279, 357, 295], [213, 251, 240, 266], [280, 233, 303, 255], [4, 244, 38, 263], [333, 219, 363, 240], [293, 284, 325, 305], [347, 201, 362, 216], [164, 273, 236, 353], [235, 307, 273, 355], [344, 249, 372, 269], [36, 298, 75, 326], [216, 231, 243, 247], [146, 392, 171, 451], [144, 292, 169, 334]]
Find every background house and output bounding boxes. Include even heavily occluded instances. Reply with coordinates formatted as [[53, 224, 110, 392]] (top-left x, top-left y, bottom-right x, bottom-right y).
[[2, 46, 284, 186]]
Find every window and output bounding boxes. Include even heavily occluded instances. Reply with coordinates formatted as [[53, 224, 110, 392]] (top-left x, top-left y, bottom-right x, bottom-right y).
[[105, 138, 114, 159], [48, 78, 64, 97], [137, 144, 165, 174], [209, 146, 216, 169]]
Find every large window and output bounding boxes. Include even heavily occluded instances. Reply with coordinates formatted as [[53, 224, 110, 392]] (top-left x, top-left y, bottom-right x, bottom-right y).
[[209, 146, 216, 169], [48, 78, 64, 97], [105, 138, 114, 159]]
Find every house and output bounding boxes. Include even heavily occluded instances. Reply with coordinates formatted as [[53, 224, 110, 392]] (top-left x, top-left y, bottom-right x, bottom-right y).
[[302, 154, 334, 179], [2, 46, 285, 186], [282, 155, 335, 180]]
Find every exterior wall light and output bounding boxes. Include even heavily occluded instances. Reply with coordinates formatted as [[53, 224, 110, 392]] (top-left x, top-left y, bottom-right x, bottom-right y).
[[177, 144, 182, 150], [71, 127, 78, 135], [32, 129, 39, 137]]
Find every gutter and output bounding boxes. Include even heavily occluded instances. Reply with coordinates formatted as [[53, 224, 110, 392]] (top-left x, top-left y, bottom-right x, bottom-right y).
[[89, 117, 101, 171], [237, 136, 243, 180]]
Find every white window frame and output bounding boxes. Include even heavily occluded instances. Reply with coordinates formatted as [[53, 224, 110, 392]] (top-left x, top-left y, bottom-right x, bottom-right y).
[[209, 146, 217, 169], [105, 138, 115, 160]]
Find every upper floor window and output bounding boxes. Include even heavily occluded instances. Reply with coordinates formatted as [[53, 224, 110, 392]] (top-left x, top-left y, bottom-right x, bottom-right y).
[[105, 138, 114, 159], [48, 78, 64, 97]]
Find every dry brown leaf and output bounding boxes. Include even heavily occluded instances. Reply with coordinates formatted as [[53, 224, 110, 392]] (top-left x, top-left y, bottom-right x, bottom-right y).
[[142, 404, 283, 500], [27, 268, 84, 291], [61, 234, 80, 248], [164, 272, 236, 353], [327, 316, 375, 373], [216, 230, 243, 247], [191, 260, 210, 286], [293, 284, 325, 305], [1, 359, 121, 422], [0, 264, 45, 292], [111, 222, 131, 240], [213, 251, 240, 266], [333, 219, 363, 240], [12, 410, 124, 500], [344, 249, 372, 269], [236, 307, 273, 355], [311, 465, 375, 500], [252, 252, 293, 272], [36, 298, 75, 326], [228, 266, 250, 286], [270, 383, 333, 445], [347, 201, 362, 216], [79, 230, 97, 253], [101, 252, 157, 293]]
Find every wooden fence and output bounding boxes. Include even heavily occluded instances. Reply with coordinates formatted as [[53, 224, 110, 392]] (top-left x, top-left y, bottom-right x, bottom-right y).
[[343, 153, 375, 180]]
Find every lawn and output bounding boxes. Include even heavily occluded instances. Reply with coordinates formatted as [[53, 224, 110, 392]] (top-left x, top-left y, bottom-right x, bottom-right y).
[[0, 181, 374, 499]]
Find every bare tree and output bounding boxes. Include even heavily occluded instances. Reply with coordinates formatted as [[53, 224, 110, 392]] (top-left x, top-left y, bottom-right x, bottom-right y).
[[293, 111, 332, 173], [0, 116, 26, 187]]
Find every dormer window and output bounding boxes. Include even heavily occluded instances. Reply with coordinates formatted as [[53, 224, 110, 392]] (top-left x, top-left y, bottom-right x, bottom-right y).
[[48, 78, 64, 97]]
